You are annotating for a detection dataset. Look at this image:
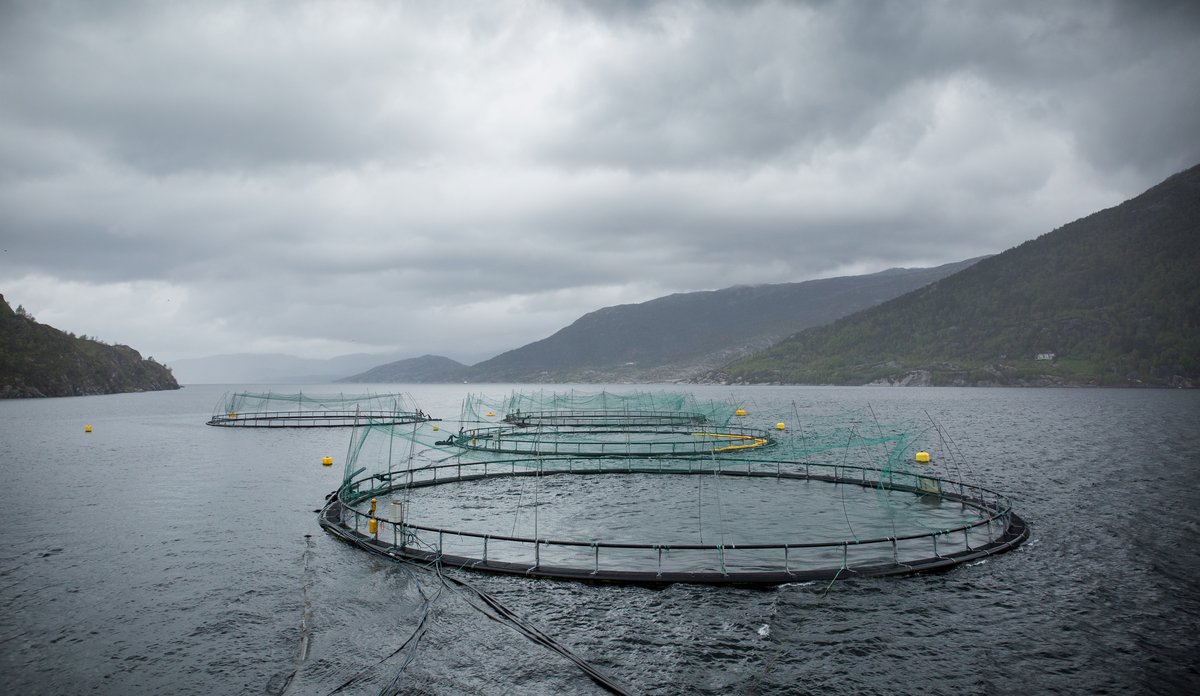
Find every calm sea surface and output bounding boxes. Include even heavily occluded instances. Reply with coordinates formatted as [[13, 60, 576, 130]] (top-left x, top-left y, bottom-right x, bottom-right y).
[[1, 384, 1198, 695]]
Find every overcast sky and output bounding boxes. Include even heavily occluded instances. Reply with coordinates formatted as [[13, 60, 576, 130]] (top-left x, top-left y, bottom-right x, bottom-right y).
[[2, 0, 1198, 365]]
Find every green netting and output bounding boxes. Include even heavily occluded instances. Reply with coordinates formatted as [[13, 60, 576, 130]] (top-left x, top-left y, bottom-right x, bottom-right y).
[[339, 390, 947, 491], [214, 390, 422, 415], [458, 389, 738, 427], [207, 390, 432, 427], [324, 389, 1023, 584]]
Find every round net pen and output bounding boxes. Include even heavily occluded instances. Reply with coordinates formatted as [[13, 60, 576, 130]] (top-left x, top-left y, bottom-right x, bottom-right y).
[[206, 391, 435, 428], [318, 392, 1029, 586], [443, 389, 775, 457]]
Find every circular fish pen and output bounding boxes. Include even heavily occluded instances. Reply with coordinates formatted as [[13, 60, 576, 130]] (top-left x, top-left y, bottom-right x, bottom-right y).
[[503, 410, 710, 427], [320, 456, 1028, 585], [206, 391, 435, 428], [447, 423, 774, 457], [318, 390, 1029, 586]]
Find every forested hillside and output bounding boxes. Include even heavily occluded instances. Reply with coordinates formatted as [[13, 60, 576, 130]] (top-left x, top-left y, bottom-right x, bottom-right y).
[[0, 294, 180, 397], [710, 164, 1200, 387], [463, 259, 980, 383]]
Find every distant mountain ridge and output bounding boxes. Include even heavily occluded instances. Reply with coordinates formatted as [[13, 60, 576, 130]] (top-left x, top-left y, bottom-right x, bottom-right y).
[[168, 351, 413, 384], [458, 259, 983, 383], [709, 163, 1200, 387], [0, 294, 181, 398], [336, 355, 467, 383], [328, 261, 984, 384]]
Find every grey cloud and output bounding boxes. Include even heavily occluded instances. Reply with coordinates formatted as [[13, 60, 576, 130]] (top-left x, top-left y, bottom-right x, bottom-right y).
[[547, 0, 1200, 178], [0, 3, 450, 175], [2, 0, 1197, 363]]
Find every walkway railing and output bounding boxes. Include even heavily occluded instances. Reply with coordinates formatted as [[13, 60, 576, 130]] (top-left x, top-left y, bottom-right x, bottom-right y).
[[320, 456, 1027, 584], [448, 425, 774, 457], [503, 410, 710, 427], [207, 410, 433, 428]]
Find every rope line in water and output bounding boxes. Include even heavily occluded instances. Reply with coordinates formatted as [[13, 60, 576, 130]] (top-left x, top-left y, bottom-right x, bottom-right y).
[[325, 556, 442, 695], [322, 520, 634, 696], [273, 535, 317, 696], [429, 561, 634, 696]]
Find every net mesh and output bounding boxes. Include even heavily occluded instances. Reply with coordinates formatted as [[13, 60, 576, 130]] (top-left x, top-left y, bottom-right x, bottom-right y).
[[208, 390, 431, 427], [340, 389, 944, 490], [323, 389, 1024, 584]]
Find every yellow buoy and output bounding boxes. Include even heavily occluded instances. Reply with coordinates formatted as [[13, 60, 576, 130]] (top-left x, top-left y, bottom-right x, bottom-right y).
[[370, 498, 377, 514], [486, 411, 495, 417], [432, 425, 440, 431], [735, 409, 747, 417], [915, 451, 931, 464], [84, 425, 93, 433], [228, 411, 237, 419], [321, 456, 333, 466], [368, 518, 378, 535], [775, 422, 786, 430]]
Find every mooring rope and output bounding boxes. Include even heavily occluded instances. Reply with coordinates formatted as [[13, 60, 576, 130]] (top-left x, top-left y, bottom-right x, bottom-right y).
[[275, 534, 317, 695], [324, 565, 442, 696], [867, 403, 901, 543], [429, 562, 635, 696], [838, 428, 859, 543], [321, 512, 634, 695]]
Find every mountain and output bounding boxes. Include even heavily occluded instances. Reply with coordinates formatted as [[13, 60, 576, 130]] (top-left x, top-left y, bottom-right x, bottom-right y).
[[337, 354, 468, 383], [463, 259, 983, 383], [708, 164, 1200, 387], [166, 351, 412, 384], [0, 294, 181, 398]]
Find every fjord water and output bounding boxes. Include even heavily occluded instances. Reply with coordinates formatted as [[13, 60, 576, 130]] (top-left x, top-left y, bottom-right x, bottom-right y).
[[1, 385, 1197, 695]]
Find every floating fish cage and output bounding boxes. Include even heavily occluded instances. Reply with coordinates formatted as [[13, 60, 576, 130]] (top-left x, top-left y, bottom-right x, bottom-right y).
[[318, 391, 1029, 586], [447, 390, 773, 456], [206, 391, 434, 428], [446, 423, 774, 457], [503, 410, 710, 427]]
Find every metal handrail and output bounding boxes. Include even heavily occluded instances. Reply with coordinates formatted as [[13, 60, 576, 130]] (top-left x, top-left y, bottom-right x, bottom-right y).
[[335, 457, 1013, 556]]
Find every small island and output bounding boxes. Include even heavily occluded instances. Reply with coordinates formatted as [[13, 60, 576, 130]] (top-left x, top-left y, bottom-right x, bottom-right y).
[[0, 293, 180, 398]]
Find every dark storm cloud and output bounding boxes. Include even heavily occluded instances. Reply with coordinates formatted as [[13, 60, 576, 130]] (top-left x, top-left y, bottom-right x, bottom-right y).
[[1, 0, 1197, 363], [551, 0, 1200, 177]]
